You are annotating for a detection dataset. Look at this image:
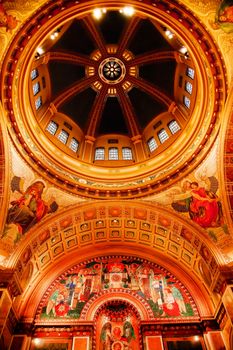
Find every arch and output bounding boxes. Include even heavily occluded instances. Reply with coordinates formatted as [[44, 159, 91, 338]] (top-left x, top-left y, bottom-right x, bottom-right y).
[[82, 292, 149, 321], [22, 251, 210, 323], [93, 299, 143, 350], [0, 102, 11, 260], [221, 83, 233, 233], [6, 200, 221, 320], [93, 298, 143, 322], [8, 200, 224, 267]]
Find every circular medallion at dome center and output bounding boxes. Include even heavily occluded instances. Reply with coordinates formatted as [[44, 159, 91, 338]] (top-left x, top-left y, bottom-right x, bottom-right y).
[[98, 57, 126, 84]]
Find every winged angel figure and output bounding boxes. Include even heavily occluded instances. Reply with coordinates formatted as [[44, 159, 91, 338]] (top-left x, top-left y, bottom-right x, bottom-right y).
[[170, 176, 223, 228], [2, 176, 58, 243]]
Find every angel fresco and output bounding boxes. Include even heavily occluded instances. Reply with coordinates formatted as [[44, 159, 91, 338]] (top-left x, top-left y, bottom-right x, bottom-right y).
[[210, 0, 233, 33], [45, 289, 70, 317], [170, 176, 224, 229], [0, 3, 18, 32], [2, 177, 58, 243], [38, 259, 195, 321], [100, 321, 136, 350], [122, 321, 136, 346], [101, 322, 113, 350]]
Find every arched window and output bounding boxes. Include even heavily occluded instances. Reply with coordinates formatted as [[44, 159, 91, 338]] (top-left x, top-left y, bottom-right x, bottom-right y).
[[31, 68, 39, 80], [58, 129, 69, 144], [46, 120, 58, 135], [33, 82, 40, 95], [186, 67, 194, 79], [69, 138, 79, 152], [122, 147, 133, 160], [183, 96, 190, 109], [109, 147, 119, 160], [158, 128, 169, 144], [168, 120, 181, 134], [185, 81, 192, 94], [147, 137, 158, 152], [95, 147, 105, 160], [35, 96, 42, 110]]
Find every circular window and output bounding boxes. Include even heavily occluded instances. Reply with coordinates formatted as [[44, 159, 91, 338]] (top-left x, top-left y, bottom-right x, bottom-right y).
[[99, 57, 126, 84]]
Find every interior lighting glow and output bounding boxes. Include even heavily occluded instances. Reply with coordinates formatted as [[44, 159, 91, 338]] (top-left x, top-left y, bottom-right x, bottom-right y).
[[93, 8, 104, 20], [50, 30, 59, 40], [180, 46, 188, 54], [165, 29, 173, 39], [194, 336, 199, 342], [37, 47, 44, 55], [120, 6, 135, 16], [33, 338, 42, 346]]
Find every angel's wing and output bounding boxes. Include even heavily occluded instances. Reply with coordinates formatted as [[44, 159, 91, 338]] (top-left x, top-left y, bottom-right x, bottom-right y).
[[10, 176, 24, 193]]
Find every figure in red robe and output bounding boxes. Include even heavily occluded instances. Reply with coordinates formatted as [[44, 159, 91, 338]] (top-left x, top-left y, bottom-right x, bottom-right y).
[[0, 3, 18, 32], [6, 181, 48, 234], [189, 182, 222, 228]]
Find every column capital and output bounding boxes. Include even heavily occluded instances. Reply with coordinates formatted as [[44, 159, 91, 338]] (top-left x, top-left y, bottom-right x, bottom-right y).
[[213, 267, 233, 293], [85, 135, 96, 143], [131, 135, 142, 143], [0, 269, 23, 297]]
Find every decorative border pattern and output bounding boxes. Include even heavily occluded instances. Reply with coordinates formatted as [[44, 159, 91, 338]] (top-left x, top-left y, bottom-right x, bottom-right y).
[[0, 0, 227, 198]]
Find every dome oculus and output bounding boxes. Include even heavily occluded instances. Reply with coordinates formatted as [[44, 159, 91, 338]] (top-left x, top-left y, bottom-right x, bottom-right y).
[[98, 57, 126, 84]]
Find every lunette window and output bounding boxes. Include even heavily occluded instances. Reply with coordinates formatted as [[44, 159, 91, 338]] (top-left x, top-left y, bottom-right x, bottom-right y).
[[185, 81, 192, 94], [186, 67, 195, 79], [148, 137, 158, 152], [69, 138, 79, 152], [158, 128, 169, 143], [109, 147, 119, 160], [95, 148, 105, 160], [58, 129, 69, 144], [46, 120, 58, 135], [122, 147, 133, 160], [183, 96, 191, 108], [35, 96, 42, 110], [33, 82, 40, 96], [168, 120, 181, 134], [31, 68, 39, 80]]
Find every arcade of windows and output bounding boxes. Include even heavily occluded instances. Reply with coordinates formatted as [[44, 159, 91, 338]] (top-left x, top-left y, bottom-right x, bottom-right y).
[[183, 66, 194, 109], [147, 119, 181, 153], [46, 120, 134, 161], [46, 116, 180, 160], [46, 121, 79, 153], [95, 147, 133, 161], [31, 68, 46, 110], [32, 65, 194, 160]]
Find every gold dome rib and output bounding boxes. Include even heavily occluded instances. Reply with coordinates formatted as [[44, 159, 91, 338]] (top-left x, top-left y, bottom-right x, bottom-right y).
[[131, 50, 176, 66], [117, 16, 141, 56], [117, 85, 141, 137], [129, 75, 173, 107], [82, 15, 108, 56], [86, 84, 109, 136], [48, 51, 96, 67], [52, 75, 97, 108]]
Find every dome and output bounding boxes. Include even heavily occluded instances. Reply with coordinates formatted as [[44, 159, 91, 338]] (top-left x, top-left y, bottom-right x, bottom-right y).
[[2, 1, 225, 198], [0, 1, 232, 349]]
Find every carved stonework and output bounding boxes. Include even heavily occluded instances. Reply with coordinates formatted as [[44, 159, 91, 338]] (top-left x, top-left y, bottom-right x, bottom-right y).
[[0, 269, 23, 297], [212, 268, 233, 294], [141, 319, 219, 337]]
